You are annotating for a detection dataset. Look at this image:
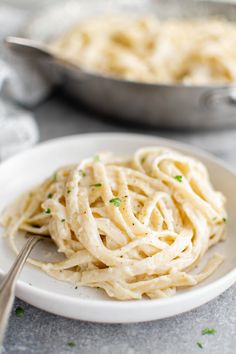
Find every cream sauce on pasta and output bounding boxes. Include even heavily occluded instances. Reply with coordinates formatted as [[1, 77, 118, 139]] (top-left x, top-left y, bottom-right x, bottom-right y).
[[1, 147, 227, 300], [51, 16, 236, 84]]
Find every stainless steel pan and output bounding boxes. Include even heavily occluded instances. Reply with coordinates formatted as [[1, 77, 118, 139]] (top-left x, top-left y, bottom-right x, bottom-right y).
[[8, 0, 236, 129]]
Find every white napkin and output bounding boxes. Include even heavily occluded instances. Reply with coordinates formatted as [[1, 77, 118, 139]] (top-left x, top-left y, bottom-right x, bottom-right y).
[[0, 4, 51, 160]]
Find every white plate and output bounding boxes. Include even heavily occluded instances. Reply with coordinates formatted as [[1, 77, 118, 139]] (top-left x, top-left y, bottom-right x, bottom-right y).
[[0, 133, 236, 323]]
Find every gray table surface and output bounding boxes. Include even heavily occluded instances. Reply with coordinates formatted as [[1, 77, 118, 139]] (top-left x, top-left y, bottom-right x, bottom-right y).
[[3, 91, 236, 354]]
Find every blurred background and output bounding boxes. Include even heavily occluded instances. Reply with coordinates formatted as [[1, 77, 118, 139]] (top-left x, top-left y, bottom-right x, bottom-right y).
[[0, 0, 236, 160]]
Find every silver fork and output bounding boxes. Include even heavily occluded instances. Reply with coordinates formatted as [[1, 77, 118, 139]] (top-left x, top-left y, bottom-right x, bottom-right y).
[[0, 235, 44, 348]]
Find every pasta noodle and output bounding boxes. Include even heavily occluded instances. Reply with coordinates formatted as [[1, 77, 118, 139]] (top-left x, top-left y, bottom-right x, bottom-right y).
[[0, 147, 227, 300], [51, 16, 236, 85]]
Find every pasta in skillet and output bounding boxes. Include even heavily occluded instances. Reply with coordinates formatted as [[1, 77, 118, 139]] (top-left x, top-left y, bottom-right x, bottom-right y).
[[51, 16, 236, 84], [1, 147, 227, 300]]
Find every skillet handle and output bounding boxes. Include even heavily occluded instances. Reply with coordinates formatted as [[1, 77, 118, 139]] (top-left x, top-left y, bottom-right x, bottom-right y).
[[5, 36, 55, 61], [4, 36, 80, 75], [203, 88, 236, 107]]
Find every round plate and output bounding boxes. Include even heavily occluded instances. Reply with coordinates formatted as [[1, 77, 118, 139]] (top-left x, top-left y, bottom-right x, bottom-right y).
[[0, 133, 236, 323]]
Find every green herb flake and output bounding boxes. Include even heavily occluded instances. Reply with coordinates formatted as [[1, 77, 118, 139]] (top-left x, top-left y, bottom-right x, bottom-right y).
[[29, 192, 34, 198], [212, 217, 217, 221], [109, 197, 121, 207], [52, 173, 57, 182], [223, 217, 227, 223], [75, 286, 78, 289], [47, 193, 53, 199], [141, 157, 146, 164], [197, 342, 203, 349], [79, 170, 86, 177], [67, 189, 72, 194], [90, 183, 102, 188], [44, 208, 51, 214], [202, 327, 216, 335], [61, 219, 65, 223], [15, 306, 24, 317], [67, 341, 76, 347], [94, 155, 100, 162], [174, 175, 183, 183]]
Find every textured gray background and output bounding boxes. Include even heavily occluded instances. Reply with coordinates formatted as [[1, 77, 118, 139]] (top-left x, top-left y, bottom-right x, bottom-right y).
[[2, 90, 236, 354]]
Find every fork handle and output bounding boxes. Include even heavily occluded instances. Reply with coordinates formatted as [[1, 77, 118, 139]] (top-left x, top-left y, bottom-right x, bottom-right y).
[[0, 236, 41, 347]]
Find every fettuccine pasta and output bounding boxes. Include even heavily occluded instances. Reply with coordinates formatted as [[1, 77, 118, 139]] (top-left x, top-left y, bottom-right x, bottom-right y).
[[1, 147, 227, 300], [51, 16, 236, 84]]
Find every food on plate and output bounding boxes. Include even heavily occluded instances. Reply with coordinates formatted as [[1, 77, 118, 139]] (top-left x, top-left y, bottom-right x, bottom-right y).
[[1, 147, 227, 300], [51, 16, 236, 85]]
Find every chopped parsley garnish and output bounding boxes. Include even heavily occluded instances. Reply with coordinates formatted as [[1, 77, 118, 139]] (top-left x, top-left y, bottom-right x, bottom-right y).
[[44, 208, 51, 214], [197, 342, 203, 349], [47, 193, 53, 199], [202, 327, 216, 335], [90, 183, 102, 188], [75, 286, 78, 289], [141, 157, 146, 164], [109, 197, 121, 207], [94, 155, 100, 162], [67, 341, 76, 347], [223, 217, 227, 223], [52, 173, 57, 182], [174, 175, 183, 183], [79, 170, 86, 177], [61, 219, 65, 222], [29, 192, 34, 198], [67, 189, 72, 194], [15, 306, 24, 317]]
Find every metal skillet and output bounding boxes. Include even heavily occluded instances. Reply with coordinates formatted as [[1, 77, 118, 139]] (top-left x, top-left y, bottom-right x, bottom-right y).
[[6, 0, 236, 129]]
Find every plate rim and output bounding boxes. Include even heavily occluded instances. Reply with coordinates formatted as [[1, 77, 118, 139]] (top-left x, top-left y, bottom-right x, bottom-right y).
[[1, 132, 236, 321]]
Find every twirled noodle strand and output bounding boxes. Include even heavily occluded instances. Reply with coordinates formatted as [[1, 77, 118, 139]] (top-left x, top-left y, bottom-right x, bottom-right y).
[[0, 147, 227, 300]]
